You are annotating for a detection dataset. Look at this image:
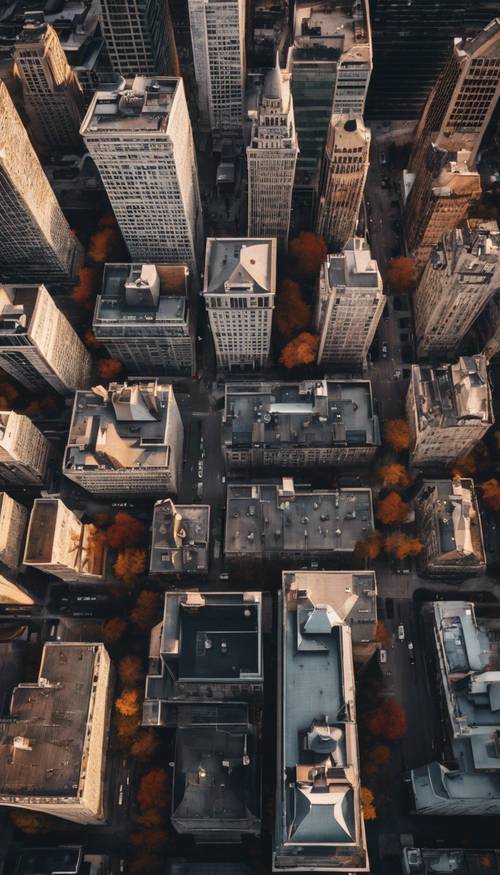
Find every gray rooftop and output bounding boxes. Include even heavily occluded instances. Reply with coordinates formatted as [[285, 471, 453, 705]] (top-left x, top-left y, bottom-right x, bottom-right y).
[[150, 499, 210, 574], [225, 480, 373, 556], [0, 285, 38, 340], [417, 478, 486, 568], [403, 847, 500, 875], [204, 238, 276, 296], [81, 76, 179, 134], [94, 263, 189, 329], [327, 238, 382, 290], [411, 356, 492, 432]]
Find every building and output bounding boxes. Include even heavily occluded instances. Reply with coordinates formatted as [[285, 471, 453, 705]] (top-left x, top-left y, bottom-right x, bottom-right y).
[[0, 412, 50, 486], [98, 0, 177, 77], [0, 643, 112, 823], [315, 238, 384, 367], [203, 238, 276, 371], [63, 381, 183, 496], [13, 845, 110, 875], [149, 498, 210, 575], [316, 115, 371, 251], [249, 0, 288, 67], [80, 77, 203, 273], [187, 0, 246, 136], [273, 571, 369, 871], [415, 224, 500, 358], [143, 591, 262, 840], [225, 479, 374, 561], [481, 292, 500, 361], [0, 492, 28, 572], [0, 285, 91, 394], [402, 847, 500, 874], [223, 379, 380, 469], [0, 80, 83, 284], [14, 19, 85, 151], [414, 478, 486, 577], [411, 601, 500, 815], [406, 356, 493, 467], [93, 263, 195, 376], [246, 58, 298, 247], [23, 498, 107, 582]]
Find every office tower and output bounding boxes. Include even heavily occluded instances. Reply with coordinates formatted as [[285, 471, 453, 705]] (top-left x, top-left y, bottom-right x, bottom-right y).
[[24, 498, 107, 582], [93, 263, 196, 376], [0, 81, 83, 284], [0, 492, 28, 571], [0, 285, 91, 394], [406, 356, 493, 467], [98, 0, 178, 77], [415, 478, 486, 577], [203, 238, 276, 370], [415, 224, 500, 358], [0, 643, 112, 823], [223, 379, 380, 469], [188, 0, 246, 136], [81, 77, 203, 272], [14, 20, 85, 150], [316, 116, 371, 251], [0, 412, 50, 486], [64, 381, 183, 496], [149, 498, 210, 575], [315, 238, 384, 367], [274, 571, 370, 871], [246, 58, 298, 246]]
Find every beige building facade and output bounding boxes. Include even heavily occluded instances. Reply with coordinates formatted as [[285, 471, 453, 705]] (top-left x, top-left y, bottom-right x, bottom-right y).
[[0, 412, 50, 486], [24, 498, 107, 582], [0, 492, 28, 571]]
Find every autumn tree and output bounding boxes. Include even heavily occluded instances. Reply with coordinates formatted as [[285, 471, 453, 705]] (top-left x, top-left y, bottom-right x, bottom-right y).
[[274, 279, 311, 337], [106, 512, 146, 548], [130, 730, 160, 761], [385, 256, 416, 292], [131, 590, 160, 630], [83, 328, 104, 349], [129, 829, 168, 851], [383, 419, 410, 452], [481, 479, 500, 512], [289, 231, 327, 275], [366, 698, 407, 740], [24, 397, 59, 418], [115, 687, 142, 718], [98, 358, 123, 381], [376, 492, 410, 525], [88, 226, 118, 263], [118, 655, 144, 687], [72, 266, 97, 308], [114, 549, 146, 587], [280, 332, 319, 368], [115, 712, 141, 740], [376, 463, 412, 489], [137, 768, 170, 812], [384, 532, 423, 560], [9, 810, 51, 833], [452, 440, 489, 478], [375, 621, 390, 649], [355, 531, 383, 560], [103, 616, 127, 644], [128, 855, 162, 875], [360, 787, 376, 821]]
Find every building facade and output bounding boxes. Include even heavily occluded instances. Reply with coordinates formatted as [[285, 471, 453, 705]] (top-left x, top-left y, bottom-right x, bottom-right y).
[[316, 115, 371, 251], [0, 412, 50, 486], [23, 498, 107, 582], [0, 81, 83, 284], [0, 492, 28, 571], [93, 263, 195, 376], [223, 379, 380, 469], [64, 381, 183, 496], [0, 285, 91, 394], [81, 77, 203, 273], [315, 238, 384, 367], [203, 238, 276, 370], [14, 20, 85, 151], [415, 224, 500, 358], [149, 498, 210, 574], [247, 59, 297, 247], [98, 0, 178, 77], [406, 356, 493, 467]]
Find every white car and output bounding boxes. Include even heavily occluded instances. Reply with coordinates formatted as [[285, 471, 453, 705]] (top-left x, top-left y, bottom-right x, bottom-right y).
[[379, 649, 387, 664], [398, 625, 405, 642]]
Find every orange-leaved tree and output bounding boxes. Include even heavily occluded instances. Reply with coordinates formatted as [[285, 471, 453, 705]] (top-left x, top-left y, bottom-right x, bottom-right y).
[[97, 358, 123, 381], [131, 590, 160, 630], [360, 787, 376, 821], [366, 698, 407, 740], [107, 512, 146, 548], [128, 855, 162, 875], [376, 492, 410, 525], [375, 621, 390, 649], [274, 279, 311, 337], [129, 830, 168, 851], [130, 730, 160, 761], [383, 419, 410, 452], [355, 531, 383, 560], [385, 256, 416, 292], [118, 655, 144, 687], [72, 266, 97, 308], [103, 616, 127, 645], [289, 231, 327, 275], [376, 463, 412, 489], [384, 532, 423, 560], [137, 768, 170, 813], [480, 479, 500, 512], [83, 328, 104, 349], [115, 688, 142, 718], [280, 332, 319, 368], [10, 810, 51, 833], [88, 226, 118, 263], [114, 549, 146, 587]]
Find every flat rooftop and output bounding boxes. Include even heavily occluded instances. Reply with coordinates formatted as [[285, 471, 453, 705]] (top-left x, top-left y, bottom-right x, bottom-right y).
[[94, 263, 189, 327], [293, 0, 370, 54], [150, 500, 210, 574], [23, 499, 58, 563], [327, 238, 381, 290], [82, 76, 179, 134], [204, 238, 276, 296], [225, 481, 373, 555], [0, 285, 39, 339], [223, 380, 379, 450]]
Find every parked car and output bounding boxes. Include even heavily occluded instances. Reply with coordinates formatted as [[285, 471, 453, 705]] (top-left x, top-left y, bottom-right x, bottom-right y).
[[382, 342, 388, 358], [379, 649, 387, 664], [398, 625, 405, 641]]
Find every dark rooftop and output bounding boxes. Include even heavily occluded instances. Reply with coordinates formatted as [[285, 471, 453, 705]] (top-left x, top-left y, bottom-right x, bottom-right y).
[[178, 603, 260, 680]]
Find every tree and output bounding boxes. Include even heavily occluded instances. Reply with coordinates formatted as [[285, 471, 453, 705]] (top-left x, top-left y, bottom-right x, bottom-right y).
[[131, 590, 160, 630], [115, 712, 141, 739], [129, 829, 168, 851], [83, 328, 104, 349], [376, 492, 410, 525], [129, 856, 162, 875], [97, 358, 123, 381], [103, 616, 127, 644], [355, 531, 383, 559], [274, 279, 311, 337], [72, 266, 97, 307], [385, 256, 416, 292], [115, 687, 142, 718], [9, 810, 50, 833], [360, 787, 376, 821], [114, 549, 146, 587], [481, 479, 500, 512], [366, 698, 407, 740], [107, 512, 146, 548], [88, 226, 118, 263], [376, 464, 412, 488], [452, 441, 489, 478], [24, 396, 59, 418], [289, 231, 327, 275], [137, 768, 170, 812], [130, 730, 160, 761], [118, 655, 144, 687], [384, 532, 423, 560], [280, 332, 319, 368], [134, 808, 164, 828], [375, 621, 390, 649], [383, 419, 410, 452]]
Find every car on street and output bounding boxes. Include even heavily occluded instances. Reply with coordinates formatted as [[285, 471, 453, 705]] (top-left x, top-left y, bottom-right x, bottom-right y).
[[197, 461, 204, 479], [118, 784, 124, 805], [382, 342, 388, 358], [380, 151, 387, 165], [379, 649, 387, 664], [398, 624, 405, 641]]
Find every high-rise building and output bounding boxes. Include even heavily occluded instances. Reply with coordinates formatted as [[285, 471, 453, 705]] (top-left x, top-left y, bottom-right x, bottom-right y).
[[14, 19, 85, 150], [315, 238, 384, 367], [98, 0, 178, 77], [246, 58, 298, 247], [203, 238, 276, 370], [0, 285, 91, 394], [23, 498, 107, 582], [316, 115, 371, 251], [406, 356, 493, 467], [0, 81, 83, 284], [415, 224, 500, 358], [93, 263, 196, 376], [81, 77, 203, 272], [64, 380, 183, 496], [0, 412, 50, 486], [0, 492, 28, 571], [188, 0, 246, 136]]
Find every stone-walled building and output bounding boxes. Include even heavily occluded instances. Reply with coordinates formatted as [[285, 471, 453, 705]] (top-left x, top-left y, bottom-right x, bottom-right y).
[[24, 498, 107, 582], [0, 412, 50, 486]]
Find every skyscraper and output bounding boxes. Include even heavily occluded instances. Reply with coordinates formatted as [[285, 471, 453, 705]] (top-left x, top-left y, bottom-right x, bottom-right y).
[[415, 224, 500, 358], [316, 115, 371, 251], [24, 498, 107, 582], [98, 0, 178, 77], [0, 411, 50, 486], [188, 0, 246, 136], [81, 77, 203, 272], [0, 81, 83, 283], [14, 19, 85, 150], [315, 237, 384, 367], [246, 58, 298, 246], [203, 238, 276, 371]]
